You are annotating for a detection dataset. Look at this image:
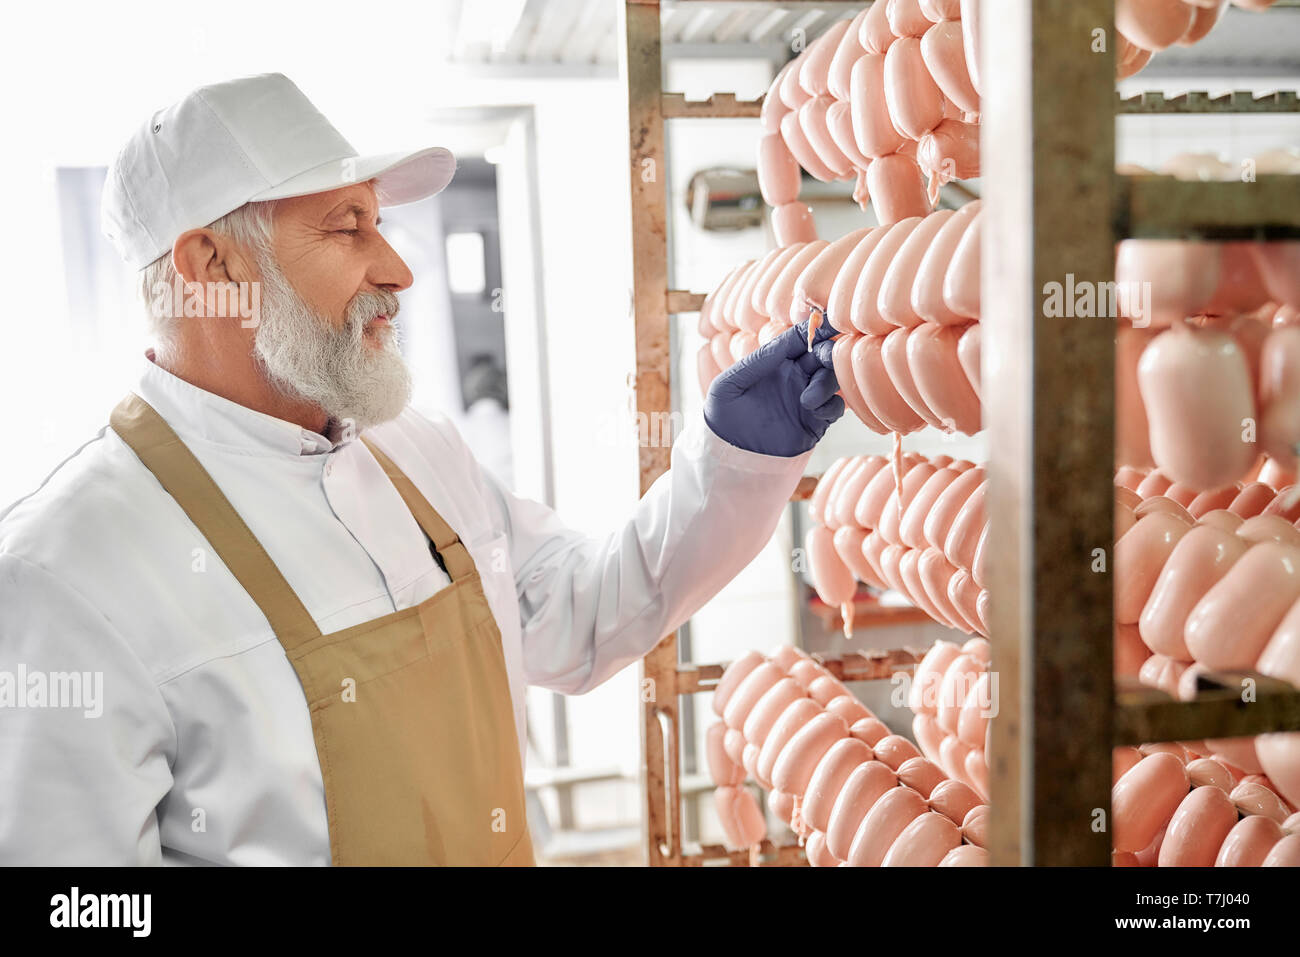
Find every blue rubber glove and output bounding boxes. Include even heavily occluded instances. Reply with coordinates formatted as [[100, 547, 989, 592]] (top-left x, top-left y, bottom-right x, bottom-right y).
[[703, 317, 844, 457]]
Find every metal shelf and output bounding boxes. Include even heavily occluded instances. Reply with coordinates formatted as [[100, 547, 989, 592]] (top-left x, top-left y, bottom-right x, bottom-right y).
[[1117, 89, 1300, 113]]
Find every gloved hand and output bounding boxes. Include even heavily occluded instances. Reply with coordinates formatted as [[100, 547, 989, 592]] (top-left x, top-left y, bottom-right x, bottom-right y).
[[703, 317, 844, 457]]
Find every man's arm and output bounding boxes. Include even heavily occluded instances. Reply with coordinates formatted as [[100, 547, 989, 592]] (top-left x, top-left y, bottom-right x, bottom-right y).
[[0, 554, 175, 864], [479, 317, 842, 693], [479, 414, 811, 695]]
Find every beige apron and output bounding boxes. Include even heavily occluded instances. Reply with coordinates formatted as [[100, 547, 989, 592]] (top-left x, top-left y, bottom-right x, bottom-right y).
[[109, 393, 536, 867]]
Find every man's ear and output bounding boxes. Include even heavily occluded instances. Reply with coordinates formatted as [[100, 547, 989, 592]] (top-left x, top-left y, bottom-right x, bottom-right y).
[[171, 229, 259, 287]]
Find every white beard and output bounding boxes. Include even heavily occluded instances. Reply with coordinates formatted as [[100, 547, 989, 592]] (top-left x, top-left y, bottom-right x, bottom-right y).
[[250, 251, 412, 433]]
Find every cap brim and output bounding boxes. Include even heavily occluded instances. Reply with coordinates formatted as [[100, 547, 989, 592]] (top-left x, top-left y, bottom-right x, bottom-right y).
[[249, 145, 457, 206]]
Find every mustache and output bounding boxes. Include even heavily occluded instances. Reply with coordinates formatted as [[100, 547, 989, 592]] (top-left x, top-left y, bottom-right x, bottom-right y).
[[346, 289, 401, 329]]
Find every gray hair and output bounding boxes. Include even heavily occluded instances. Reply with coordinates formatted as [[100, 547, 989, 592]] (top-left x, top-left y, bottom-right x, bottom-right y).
[[138, 200, 279, 360]]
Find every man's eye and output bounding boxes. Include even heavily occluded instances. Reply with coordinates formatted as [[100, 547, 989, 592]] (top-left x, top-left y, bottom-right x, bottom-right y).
[[337, 228, 360, 236]]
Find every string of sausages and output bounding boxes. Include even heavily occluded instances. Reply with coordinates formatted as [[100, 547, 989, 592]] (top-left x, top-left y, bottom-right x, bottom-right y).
[[758, 0, 981, 241], [805, 452, 987, 639], [698, 204, 983, 436], [1113, 466, 1300, 812], [707, 643, 991, 866]]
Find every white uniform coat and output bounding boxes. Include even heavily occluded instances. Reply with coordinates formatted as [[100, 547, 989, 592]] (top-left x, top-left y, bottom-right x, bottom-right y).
[[0, 357, 809, 864]]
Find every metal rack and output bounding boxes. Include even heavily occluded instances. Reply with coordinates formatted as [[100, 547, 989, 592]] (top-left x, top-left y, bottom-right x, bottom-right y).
[[621, 0, 1300, 867]]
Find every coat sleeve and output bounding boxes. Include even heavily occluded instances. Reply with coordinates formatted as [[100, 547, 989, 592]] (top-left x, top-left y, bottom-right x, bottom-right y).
[[0, 554, 175, 865], [477, 413, 812, 694]]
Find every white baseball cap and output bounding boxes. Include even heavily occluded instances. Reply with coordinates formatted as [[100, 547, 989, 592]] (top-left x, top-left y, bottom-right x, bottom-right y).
[[102, 72, 456, 269]]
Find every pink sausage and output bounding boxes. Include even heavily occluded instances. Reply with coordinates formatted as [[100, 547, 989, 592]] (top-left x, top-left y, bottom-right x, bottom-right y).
[[741, 676, 806, 749], [928, 779, 983, 825], [949, 568, 986, 636], [879, 209, 956, 328], [696, 343, 721, 397], [798, 96, 855, 180], [1185, 542, 1300, 671], [1139, 524, 1247, 661], [834, 524, 881, 588], [826, 693, 873, 728], [961, 802, 988, 848], [1157, 785, 1238, 866], [897, 756, 948, 798], [919, 550, 970, 632], [1187, 485, 1240, 518], [1206, 737, 1263, 775], [826, 100, 873, 172], [779, 50, 813, 110], [805, 829, 840, 867], [721, 660, 785, 730], [712, 649, 765, 717], [751, 244, 808, 320], [1259, 595, 1300, 687], [860, 0, 896, 53], [793, 227, 874, 329], [916, 119, 980, 202], [781, 108, 840, 183], [849, 53, 907, 160], [887, 0, 934, 37], [761, 61, 796, 132], [923, 465, 985, 551], [798, 19, 852, 98], [803, 738, 877, 834], [806, 524, 857, 610], [867, 152, 932, 226], [882, 326, 947, 428], [920, 20, 979, 114], [1216, 814, 1284, 867], [913, 712, 946, 764], [757, 132, 802, 207], [1230, 781, 1292, 824], [827, 9, 870, 101], [714, 785, 766, 849], [852, 217, 923, 335], [1117, 324, 1157, 470], [957, 322, 981, 398], [942, 209, 980, 319], [771, 711, 851, 795], [829, 229, 889, 335], [1229, 482, 1276, 518], [901, 469, 961, 549], [943, 479, 986, 573], [755, 697, 824, 789], [1114, 512, 1192, 625], [908, 323, 982, 433], [878, 462, 937, 545], [1260, 326, 1300, 468], [1139, 327, 1258, 491], [1255, 732, 1300, 812], [1185, 757, 1235, 791], [873, 734, 924, 771], [908, 639, 963, 715], [834, 455, 890, 528], [1251, 241, 1300, 309], [882, 810, 962, 866], [913, 201, 981, 325], [919, 0, 962, 21], [1112, 752, 1190, 853], [766, 240, 830, 325], [883, 36, 945, 140], [958, 0, 981, 96], [808, 456, 854, 526], [1116, 0, 1195, 51], [771, 202, 818, 246], [825, 760, 898, 860], [706, 721, 744, 787], [846, 785, 929, 866], [723, 727, 746, 767], [807, 674, 852, 707], [850, 716, 893, 747], [1262, 833, 1300, 866], [939, 844, 988, 866]]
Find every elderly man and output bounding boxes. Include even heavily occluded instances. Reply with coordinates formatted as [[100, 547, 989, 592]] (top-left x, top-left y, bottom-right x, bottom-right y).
[[0, 74, 843, 865]]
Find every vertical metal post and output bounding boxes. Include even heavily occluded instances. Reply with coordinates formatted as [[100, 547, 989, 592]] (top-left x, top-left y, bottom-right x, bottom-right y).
[[621, 0, 680, 867], [983, 0, 1116, 865]]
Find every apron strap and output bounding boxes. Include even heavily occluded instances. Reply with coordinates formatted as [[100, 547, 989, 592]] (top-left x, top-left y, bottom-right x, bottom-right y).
[[109, 393, 323, 648], [360, 438, 477, 582]]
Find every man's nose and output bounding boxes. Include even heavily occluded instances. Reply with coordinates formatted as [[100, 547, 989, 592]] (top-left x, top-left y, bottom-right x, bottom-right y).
[[370, 233, 414, 292]]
